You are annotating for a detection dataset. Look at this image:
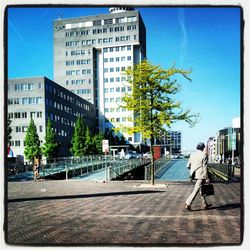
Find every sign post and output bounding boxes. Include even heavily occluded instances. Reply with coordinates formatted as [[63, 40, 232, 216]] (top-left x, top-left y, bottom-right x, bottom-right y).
[[102, 140, 109, 182], [232, 131, 236, 164]]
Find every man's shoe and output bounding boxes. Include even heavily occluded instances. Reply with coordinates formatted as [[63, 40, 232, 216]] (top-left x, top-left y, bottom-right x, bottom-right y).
[[203, 203, 212, 209], [185, 204, 193, 212]]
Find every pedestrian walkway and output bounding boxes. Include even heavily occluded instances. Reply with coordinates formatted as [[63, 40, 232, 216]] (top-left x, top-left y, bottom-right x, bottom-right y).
[[6, 178, 242, 246]]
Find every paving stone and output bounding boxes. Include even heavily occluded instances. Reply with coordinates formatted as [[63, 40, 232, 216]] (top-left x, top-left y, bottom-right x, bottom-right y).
[[6, 180, 242, 246]]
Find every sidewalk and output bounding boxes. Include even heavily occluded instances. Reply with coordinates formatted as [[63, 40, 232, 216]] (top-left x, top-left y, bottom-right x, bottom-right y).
[[6, 179, 242, 246]]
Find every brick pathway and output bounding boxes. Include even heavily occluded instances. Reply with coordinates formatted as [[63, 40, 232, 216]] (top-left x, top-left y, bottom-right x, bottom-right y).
[[6, 179, 242, 246]]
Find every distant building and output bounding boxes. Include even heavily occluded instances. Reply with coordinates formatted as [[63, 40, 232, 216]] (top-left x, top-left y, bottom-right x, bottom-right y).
[[216, 126, 240, 162], [207, 136, 217, 163], [164, 131, 182, 154], [8, 77, 96, 159], [53, 7, 146, 145]]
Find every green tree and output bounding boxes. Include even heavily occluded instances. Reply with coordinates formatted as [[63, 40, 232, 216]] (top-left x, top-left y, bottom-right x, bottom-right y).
[[24, 118, 41, 163], [7, 118, 12, 144], [83, 126, 94, 155], [121, 60, 198, 185], [70, 117, 87, 157], [42, 119, 58, 159], [93, 133, 105, 154]]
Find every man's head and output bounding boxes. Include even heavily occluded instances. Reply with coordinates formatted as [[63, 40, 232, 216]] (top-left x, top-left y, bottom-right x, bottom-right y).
[[196, 142, 205, 151]]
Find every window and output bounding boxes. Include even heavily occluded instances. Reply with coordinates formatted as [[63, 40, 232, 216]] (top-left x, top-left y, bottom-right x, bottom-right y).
[[22, 126, 28, 132], [110, 58, 114, 62], [116, 57, 119, 62], [110, 67, 114, 72], [116, 67, 120, 72], [39, 126, 43, 132], [15, 140, 21, 147], [14, 112, 21, 119], [93, 20, 102, 26], [127, 16, 137, 22], [16, 126, 21, 133], [104, 19, 113, 25], [30, 112, 36, 118], [110, 88, 114, 93], [127, 56, 132, 61], [103, 48, 108, 53], [8, 113, 14, 119], [110, 78, 114, 83]]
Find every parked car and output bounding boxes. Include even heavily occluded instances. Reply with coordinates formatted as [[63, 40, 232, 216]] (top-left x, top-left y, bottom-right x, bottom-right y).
[[143, 152, 152, 159]]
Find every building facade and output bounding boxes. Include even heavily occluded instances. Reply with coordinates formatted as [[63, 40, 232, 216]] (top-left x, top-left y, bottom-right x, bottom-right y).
[[164, 130, 182, 154], [53, 8, 146, 144], [8, 77, 96, 159]]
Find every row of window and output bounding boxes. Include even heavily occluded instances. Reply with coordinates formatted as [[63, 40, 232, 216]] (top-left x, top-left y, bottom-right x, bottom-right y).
[[9, 140, 43, 147], [8, 97, 42, 105], [103, 45, 131, 53], [104, 107, 129, 113], [105, 117, 133, 123], [65, 35, 136, 47], [8, 82, 42, 92], [45, 98, 91, 114], [70, 89, 92, 95], [104, 76, 127, 83], [45, 84, 91, 110], [103, 56, 132, 63], [65, 16, 137, 30], [104, 97, 127, 103], [66, 69, 91, 76], [65, 59, 91, 66], [8, 111, 42, 120], [104, 67, 127, 74], [104, 86, 131, 93], [66, 49, 91, 56], [94, 24, 137, 34], [66, 79, 91, 85], [104, 77, 131, 83], [14, 125, 43, 133], [93, 16, 137, 26]]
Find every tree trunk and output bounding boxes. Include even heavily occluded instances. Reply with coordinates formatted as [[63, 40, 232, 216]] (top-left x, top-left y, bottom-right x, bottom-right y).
[[150, 136, 155, 185]]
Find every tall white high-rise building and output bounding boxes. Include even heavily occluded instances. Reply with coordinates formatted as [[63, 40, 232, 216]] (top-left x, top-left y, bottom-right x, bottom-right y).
[[53, 7, 146, 144]]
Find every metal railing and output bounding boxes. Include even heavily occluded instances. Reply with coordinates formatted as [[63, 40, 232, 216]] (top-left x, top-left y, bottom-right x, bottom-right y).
[[108, 157, 150, 180], [40, 155, 114, 180], [144, 156, 170, 180], [208, 163, 235, 181]]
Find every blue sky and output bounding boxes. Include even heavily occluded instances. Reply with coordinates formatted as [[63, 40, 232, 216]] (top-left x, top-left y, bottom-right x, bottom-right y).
[[7, 6, 241, 150]]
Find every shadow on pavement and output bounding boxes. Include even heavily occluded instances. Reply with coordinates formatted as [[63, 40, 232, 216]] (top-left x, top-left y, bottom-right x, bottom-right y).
[[193, 203, 241, 212], [8, 190, 165, 203]]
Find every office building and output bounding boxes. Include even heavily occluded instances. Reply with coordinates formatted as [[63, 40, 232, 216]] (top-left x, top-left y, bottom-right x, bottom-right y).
[[164, 130, 182, 154], [8, 77, 96, 159], [53, 7, 146, 144]]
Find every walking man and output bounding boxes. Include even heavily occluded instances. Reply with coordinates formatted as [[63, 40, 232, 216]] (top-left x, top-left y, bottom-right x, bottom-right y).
[[185, 142, 212, 211]]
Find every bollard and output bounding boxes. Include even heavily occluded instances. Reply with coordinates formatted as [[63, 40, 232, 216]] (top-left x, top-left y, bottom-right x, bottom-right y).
[[66, 166, 68, 180]]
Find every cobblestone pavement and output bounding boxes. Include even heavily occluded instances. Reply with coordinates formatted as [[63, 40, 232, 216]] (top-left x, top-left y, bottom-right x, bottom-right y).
[[6, 179, 242, 246]]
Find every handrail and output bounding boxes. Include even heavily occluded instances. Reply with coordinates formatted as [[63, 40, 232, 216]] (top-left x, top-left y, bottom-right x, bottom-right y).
[[208, 163, 234, 181]]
